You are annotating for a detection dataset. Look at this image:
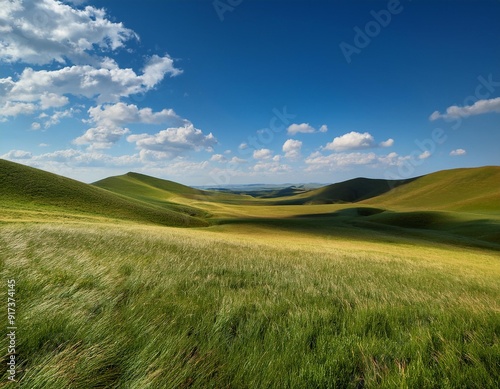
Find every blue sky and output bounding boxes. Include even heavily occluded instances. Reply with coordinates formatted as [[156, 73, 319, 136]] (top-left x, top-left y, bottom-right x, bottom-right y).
[[1, 0, 499, 185]]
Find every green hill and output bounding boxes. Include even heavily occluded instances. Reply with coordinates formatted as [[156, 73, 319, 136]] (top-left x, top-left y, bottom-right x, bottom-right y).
[[269, 177, 415, 205], [365, 166, 500, 213], [94, 172, 205, 198], [93, 171, 253, 205], [0, 159, 207, 227]]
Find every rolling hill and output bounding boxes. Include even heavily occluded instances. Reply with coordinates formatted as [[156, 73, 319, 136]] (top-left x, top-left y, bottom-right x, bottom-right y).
[[92, 171, 254, 205], [0, 159, 208, 227], [262, 177, 417, 205], [364, 166, 500, 213]]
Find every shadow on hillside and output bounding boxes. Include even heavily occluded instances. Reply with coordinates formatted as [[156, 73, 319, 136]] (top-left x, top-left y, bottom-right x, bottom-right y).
[[214, 208, 500, 251]]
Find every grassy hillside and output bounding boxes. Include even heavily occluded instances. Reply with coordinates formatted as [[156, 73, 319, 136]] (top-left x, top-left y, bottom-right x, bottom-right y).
[[0, 159, 207, 227], [366, 166, 500, 213], [268, 177, 416, 205], [94, 172, 206, 198], [93, 171, 253, 206], [1, 223, 499, 388]]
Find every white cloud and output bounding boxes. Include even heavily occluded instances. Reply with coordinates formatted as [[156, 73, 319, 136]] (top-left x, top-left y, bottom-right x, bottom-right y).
[[141, 54, 182, 88], [0, 0, 137, 65], [74, 126, 131, 150], [0, 56, 181, 112], [73, 103, 184, 149], [430, 97, 500, 120], [379, 138, 394, 148], [287, 123, 327, 135], [419, 151, 431, 159], [322, 132, 393, 152], [127, 124, 217, 159], [43, 108, 77, 129], [305, 151, 377, 170], [229, 156, 246, 164], [282, 139, 302, 160], [39, 93, 70, 110], [377, 152, 409, 166], [450, 148, 466, 156], [2, 148, 140, 170], [2, 150, 33, 159], [324, 131, 376, 151], [305, 151, 410, 172], [0, 101, 37, 118], [238, 143, 248, 150], [287, 123, 315, 135], [31, 122, 41, 130], [38, 143, 49, 147], [429, 111, 441, 121], [252, 160, 291, 173], [87, 102, 183, 128], [252, 148, 273, 160], [210, 154, 226, 162]]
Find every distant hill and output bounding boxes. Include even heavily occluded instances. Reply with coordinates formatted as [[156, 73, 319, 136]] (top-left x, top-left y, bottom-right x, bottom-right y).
[[94, 172, 205, 198], [0, 159, 207, 227], [269, 177, 415, 205], [365, 166, 500, 213], [93, 172, 252, 205]]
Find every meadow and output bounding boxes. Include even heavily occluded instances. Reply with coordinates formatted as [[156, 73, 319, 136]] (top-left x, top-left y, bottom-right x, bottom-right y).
[[0, 160, 499, 388]]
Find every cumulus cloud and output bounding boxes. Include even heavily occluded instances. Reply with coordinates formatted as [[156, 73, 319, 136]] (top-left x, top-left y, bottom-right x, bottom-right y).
[[323, 131, 393, 152], [324, 131, 375, 151], [450, 148, 466, 156], [0, 0, 137, 65], [305, 151, 410, 172], [127, 124, 217, 159], [74, 126, 131, 150], [73, 103, 185, 149], [2, 150, 33, 159], [287, 123, 327, 135], [0, 101, 37, 118], [252, 160, 291, 173], [0, 55, 180, 113], [87, 102, 183, 128], [210, 154, 226, 162], [419, 151, 431, 160], [430, 97, 500, 121], [43, 108, 77, 129], [229, 156, 247, 164], [252, 148, 273, 160], [379, 138, 394, 148], [305, 151, 377, 170], [39, 93, 70, 110], [282, 139, 302, 160], [1, 148, 140, 169]]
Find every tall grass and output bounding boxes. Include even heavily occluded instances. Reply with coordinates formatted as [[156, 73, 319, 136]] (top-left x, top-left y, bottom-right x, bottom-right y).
[[1, 223, 499, 388]]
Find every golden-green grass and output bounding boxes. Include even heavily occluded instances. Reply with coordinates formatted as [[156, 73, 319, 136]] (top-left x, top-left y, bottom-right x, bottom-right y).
[[363, 166, 500, 214], [0, 159, 207, 227], [1, 221, 499, 388]]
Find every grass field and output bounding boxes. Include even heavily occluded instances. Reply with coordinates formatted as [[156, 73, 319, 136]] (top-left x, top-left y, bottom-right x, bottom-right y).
[[1, 160, 499, 388]]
